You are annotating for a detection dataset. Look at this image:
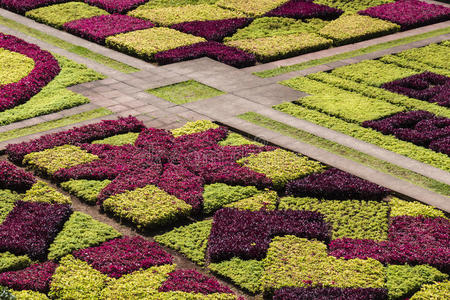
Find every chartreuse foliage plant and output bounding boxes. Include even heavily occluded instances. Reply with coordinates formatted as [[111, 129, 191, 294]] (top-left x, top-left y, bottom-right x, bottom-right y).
[[102, 185, 192, 229], [49, 255, 111, 300], [154, 220, 212, 265], [11, 290, 49, 300], [0, 286, 14, 300], [128, 4, 245, 26], [386, 264, 448, 299], [47, 212, 121, 260], [225, 190, 278, 211], [143, 0, 220, 8], [318, 14, 399, 45], [0, 49, 34, 85], [91, 132, 139, 146], [380, 55, 450, 77], [148, 80, 224, 105], [209, 258, 264, 294], [389, 197, 448, 219], [0, 252, 31, 273], [261, 236, 385, 294], [202, 183, 260, 214], [314, 0, 395, 13], [106, 28, 205, 61], [394, 44, 450, 71], [238, 149, 326, 188], [171, 120, 218, 137], [279, 197, 389, 240], [216, 0, 289, 16], [0, 190, 21, 224], [22, 181, 71, 204], [218, 132, 263, 146], [26, 2, 109, 29], [410, 280, 450, 300], [60, 179, 111, 204], [23, 145, 99, 175]]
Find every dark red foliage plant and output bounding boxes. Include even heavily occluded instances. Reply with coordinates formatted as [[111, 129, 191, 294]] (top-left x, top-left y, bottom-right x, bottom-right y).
[[0, 261, 58, 293]]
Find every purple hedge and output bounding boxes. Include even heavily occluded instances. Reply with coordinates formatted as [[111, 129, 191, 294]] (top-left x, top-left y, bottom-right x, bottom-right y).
[[154, 41, 256, 68], [0, 161, 36, 191], [285, 168, 390, 200], [85, 0, 148, 14], [171, 18, 252, 42], [362, 111, 450, 155], [0, 261, 58, 293], [6, 116, 144, 164], [73, 236, 173, 278], [330, 216, 450, 272], [0, 0, 67, 14], [273, 287, 388, 300], [0, 33, 60, 112], [207, 208, 331, 261], [0, 201, 72, 260], [64, 14, 154, 44], [266, 0, 343, 20], [359, 0, 450, 30], [159, 269, 234, 295], [382, 72, 450, 107]]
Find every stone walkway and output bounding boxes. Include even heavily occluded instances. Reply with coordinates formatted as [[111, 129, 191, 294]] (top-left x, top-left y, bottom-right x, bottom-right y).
[[0, 8, 449, 211]]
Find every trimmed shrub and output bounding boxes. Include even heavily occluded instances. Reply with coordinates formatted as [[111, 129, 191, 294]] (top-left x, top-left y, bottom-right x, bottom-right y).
[[266, 0, 343, 19], [85, 0, 148, 14], [10, 290, 49, 300], [23, 181, 71, 204], [410, 280, 450, 300], [106, 27, 206, 61], [394, 44, 450, 71], [314, 0, 395, 13], [49, 255, 111, 299], [208, 208, 331, 261], [218, 132, 262, 146], [0, 190, 21, 224], [389, 197, 447, 219], [261, 236, 385, 294], [319, 14, 399, 45], [237, 148, 325, 188], [0, 252, 31, 273], [60, 179, 111, 204], [73, 236, 173, 278], [159, 269, 233, 294], [0, 0, 69, 14], [64, 14, 154, 44], [0, 161, 36, 192], [225, 190, 277, 211], [23, 145, 99, 175], [171, 120, 219, 137], [0, 261, 58, 293], [273, 287, 388, 300], [25, 2, 109, 29], [102, 184, 192, 229], [47, 212, 121, 260], [91, 131, 140, 145], [209, 258, 263, 294], [216, 0, 290, 17], [154, 220, 212, 266], [279, 197, 389, 240], [0, 48, 34, 85], [380, 54, 450, 78], [225, 33, 332, 62], [202, 183, 259, 214]]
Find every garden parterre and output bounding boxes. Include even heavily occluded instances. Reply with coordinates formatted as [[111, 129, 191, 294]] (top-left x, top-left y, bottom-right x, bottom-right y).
[[0, 0, 447, 66], [1, 117, 449, 298]]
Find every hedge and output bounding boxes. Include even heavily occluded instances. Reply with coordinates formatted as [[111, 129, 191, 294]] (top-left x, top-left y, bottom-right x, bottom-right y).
[[47, 212, 121, 260], [0, 252, 31, 273], [102, 185, 192, 229], [105, 27, 206, 61], [159, 269, 233, 294], [154, 220, 212, 266], [11, 290, 49, 300], [0, 48, 34, 85], [389, 197, 448, 219], [22, 181, 71, 204], [380, 55, 450, 78], [410, 280, 450, 300], [202, 183, 260, 214], [0, 161, 36, 192], [25, 2, 109, 29], [225, 33, 332, 62], [225, 190, 278, 211], [85, 0, 148, 14], [170, 120, 218, 137], [0, 190, 21, 224], [394, 44, 450, 71], [60, 179, 111, 204], [0, 261, 58, 293], [91, 132, 139, 146], [266, 0, 343, 19], [273, 287, 388, 300], [218, 132, 262, 146], [314, 0, 395, 13], [216, 0, 289, 17], [318, 14, 400, 45]]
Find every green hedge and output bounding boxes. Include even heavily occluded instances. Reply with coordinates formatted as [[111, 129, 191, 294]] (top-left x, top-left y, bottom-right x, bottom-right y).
[[23, 181, 71, 204], [395, 44, 450, 71], [379, 55, 450, 77], [0, 252, 31, 273], [225, 33, 332, 63], [238, 149, 326, 188], [216, 0, 289, 16], [0, 189, 21, 224], [410, 280, 450, 300], [49, 255, 111, 300], [209, 257, 263, 294], [11, 290, 49, 300], [202, 183, 260, 214], [319, 15, 400, 46], [170, 120, 218, 137], [154, 220, 212, 266], [261, 236, 385, 294], [224, 17, 328, 42], [91, 132, 139, 146], [60, 179, 111, 204], [106, 28, 205, 61], [274, 102, 450, 171], [128, 4, 245, 26], [314, 0, 395, 13], [23, 145, 99, 175], [47, 212, 121, 260], [386, 264, 448, 299], [103, 185, 192, 229], [0, 48, 34, 85], [225, 190, 277, 211], [279, 197, 389, 240], [389, 197, 448, 219], [26, 2, 108, 29]]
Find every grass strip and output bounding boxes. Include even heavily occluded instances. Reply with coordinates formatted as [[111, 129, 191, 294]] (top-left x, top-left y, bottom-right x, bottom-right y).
[[254, 26, 450, 78], [0, 108, 111, 142], [239, 112, 450, 197], [0, 15, 139, 73]]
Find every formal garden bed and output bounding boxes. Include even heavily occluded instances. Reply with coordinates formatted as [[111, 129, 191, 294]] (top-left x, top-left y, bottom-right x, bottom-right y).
[[0, 0, 448, 66], [0, 117, 448, 298]]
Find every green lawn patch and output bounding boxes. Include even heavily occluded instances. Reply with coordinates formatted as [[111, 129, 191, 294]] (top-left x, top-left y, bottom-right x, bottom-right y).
[[147, 80, 224, 104]]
